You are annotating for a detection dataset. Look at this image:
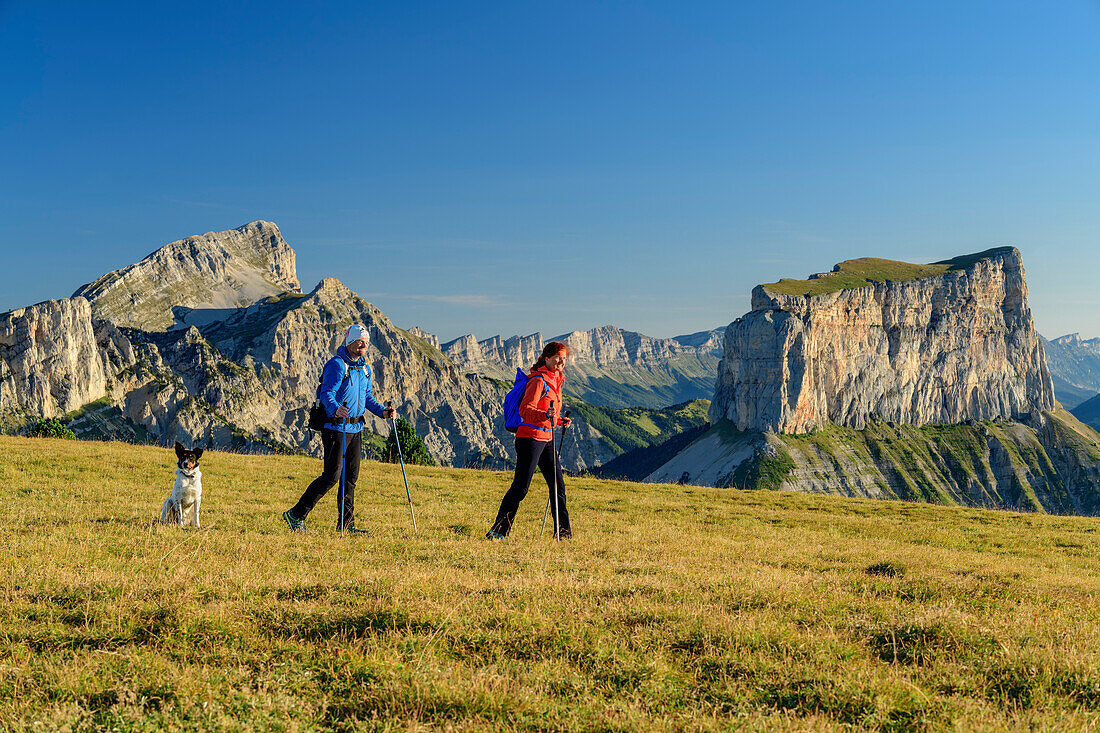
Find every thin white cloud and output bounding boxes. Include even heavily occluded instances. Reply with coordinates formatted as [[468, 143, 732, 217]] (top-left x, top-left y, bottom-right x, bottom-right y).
[[379, 293, 509, 307]]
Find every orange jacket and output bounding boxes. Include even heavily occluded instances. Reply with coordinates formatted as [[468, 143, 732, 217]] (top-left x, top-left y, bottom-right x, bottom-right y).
[[516, 366, 566, 441]]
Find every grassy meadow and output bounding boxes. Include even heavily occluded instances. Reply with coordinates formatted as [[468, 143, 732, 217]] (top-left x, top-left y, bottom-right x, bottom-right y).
[[4, 435, 1100, 731], [761, 249, 1008, 298]]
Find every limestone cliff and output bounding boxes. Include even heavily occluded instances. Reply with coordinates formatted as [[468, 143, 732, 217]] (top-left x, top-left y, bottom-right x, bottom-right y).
[[0, 298, 107, 422], [407, 327, 440, 351], [710, 247, 1055, 434], [74, 221, 300, 331], [443, 333, 543, 377]]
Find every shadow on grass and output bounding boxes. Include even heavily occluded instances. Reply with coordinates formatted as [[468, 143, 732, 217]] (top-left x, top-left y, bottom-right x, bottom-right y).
[[258, 607, 438, 640]]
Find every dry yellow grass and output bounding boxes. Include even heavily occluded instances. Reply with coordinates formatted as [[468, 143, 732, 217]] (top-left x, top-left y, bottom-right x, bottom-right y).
[[3, 435, 1100, 731]]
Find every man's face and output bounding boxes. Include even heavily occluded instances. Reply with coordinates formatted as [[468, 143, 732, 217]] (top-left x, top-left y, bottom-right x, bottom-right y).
[[348, 338, 369, 357]]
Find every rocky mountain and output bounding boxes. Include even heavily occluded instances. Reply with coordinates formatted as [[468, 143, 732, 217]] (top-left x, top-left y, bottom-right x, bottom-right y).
[[710, 247, 1054, 433], [0, 223, 515, 467], [442, 326, 723, 409], [649, 247, 1100, 515], [1042, 333, 1100, 409], [73, 221, 300, 331], [0, 297, 108, 429]]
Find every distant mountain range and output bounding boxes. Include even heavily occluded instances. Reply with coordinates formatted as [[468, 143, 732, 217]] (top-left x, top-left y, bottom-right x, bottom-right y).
[[1042, 333, 1100, 409], [441, 326, 723, 409]]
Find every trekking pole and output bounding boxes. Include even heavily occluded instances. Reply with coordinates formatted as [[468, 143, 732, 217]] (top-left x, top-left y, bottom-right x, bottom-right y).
[[338, 402, 347, 535], [548, 401, 561, 541], [542, 409, 570, 536], [386, 401, 417, 533]]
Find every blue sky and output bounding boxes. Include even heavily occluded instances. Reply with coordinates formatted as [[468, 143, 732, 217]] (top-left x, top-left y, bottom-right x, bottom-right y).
[[3, 1, 1100, 342]]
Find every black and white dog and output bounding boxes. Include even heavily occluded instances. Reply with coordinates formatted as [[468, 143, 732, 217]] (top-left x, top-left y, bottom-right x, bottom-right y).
[[161, 441, 203, 527]]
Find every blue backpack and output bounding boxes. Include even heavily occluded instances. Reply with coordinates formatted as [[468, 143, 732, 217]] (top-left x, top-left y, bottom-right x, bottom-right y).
[[503, 368, 549, 433]]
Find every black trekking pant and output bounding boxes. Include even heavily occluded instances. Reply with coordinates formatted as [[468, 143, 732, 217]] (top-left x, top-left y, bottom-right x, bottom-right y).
[[491, 437, 570, 537], [290, 428, 361, 529]]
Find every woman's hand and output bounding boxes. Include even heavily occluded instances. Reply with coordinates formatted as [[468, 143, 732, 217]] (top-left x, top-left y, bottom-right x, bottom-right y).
[[561, 416, 572, 428], [335, 405, 349, 418]]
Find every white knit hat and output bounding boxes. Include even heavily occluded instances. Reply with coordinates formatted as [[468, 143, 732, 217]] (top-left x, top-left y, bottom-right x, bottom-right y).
[[345, 324, 367, 346]]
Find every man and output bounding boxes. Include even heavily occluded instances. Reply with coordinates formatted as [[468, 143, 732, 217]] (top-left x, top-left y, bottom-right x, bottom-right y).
[[283, 324, 395, 534]]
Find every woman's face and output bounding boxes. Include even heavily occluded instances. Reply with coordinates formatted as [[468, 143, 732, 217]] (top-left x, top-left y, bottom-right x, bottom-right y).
[[546, 351, 568, 372]]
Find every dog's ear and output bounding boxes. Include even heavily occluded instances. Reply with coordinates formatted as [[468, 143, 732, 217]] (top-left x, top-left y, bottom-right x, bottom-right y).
[[174, 441, 184, 456], [194, 448, 204, 460]]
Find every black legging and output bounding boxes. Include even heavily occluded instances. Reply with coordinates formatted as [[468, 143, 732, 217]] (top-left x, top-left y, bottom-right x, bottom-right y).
[[491, 437, 570, 537], [290, 428, 361, 529]]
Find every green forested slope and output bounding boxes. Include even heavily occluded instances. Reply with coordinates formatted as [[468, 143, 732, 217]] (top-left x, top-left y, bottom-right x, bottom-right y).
[[567, 399, 709, 457]]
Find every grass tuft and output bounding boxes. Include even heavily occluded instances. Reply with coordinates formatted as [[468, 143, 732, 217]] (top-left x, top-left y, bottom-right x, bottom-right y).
[[866, 561, 906, 577]]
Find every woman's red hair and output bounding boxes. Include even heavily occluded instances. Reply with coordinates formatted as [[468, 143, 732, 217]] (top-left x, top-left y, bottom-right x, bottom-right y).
[[532, 341, 569, 371]]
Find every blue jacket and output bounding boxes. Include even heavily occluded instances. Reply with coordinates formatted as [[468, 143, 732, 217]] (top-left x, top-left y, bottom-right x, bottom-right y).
[[318, 345, 387, 434]]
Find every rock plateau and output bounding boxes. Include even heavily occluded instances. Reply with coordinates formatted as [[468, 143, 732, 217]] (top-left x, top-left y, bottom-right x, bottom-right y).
[[710, 247, 1054, 433], [649, 248, 1100, 516]]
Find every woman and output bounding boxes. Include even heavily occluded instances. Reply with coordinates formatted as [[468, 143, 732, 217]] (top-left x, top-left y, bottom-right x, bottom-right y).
[[487, 341, 573, 539]]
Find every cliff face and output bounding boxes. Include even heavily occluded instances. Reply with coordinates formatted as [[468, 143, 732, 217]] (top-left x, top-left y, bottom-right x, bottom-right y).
[[74, 221, 300, 331], [643, 246, 1100, 513], [0, 298, 108, 421], [710, 247, 1055, 434], [443, 333, 544, 376]]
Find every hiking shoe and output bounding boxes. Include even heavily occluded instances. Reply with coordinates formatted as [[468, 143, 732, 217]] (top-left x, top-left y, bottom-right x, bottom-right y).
[[283, 510, 306, 533], [345, 526, 369, 536], [485, 530, 506, 540]]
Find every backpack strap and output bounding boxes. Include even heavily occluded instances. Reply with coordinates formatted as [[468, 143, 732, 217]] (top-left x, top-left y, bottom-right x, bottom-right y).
[[316, 359, 364, 399]]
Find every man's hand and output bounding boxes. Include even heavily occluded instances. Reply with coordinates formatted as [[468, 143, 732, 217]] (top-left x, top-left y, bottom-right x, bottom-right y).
[[383, 407, 396, 420], [335, 405, 349, 419], [561, 416, 572, 429]]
